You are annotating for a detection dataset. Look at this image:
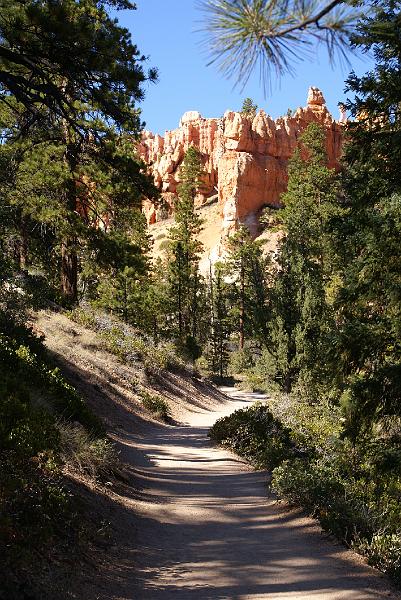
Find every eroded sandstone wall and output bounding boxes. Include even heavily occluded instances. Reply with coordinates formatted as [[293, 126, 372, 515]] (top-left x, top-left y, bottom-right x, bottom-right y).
[[138, 87, 344, 238]]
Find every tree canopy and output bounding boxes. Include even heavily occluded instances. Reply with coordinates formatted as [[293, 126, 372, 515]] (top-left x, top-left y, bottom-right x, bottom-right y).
[[0, 0, 157, 135]]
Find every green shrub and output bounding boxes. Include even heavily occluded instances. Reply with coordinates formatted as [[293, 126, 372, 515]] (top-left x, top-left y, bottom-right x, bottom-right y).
[[209, 389, 401, 585], [228, 347, 254, 375], [0, 389, 60, 458], [140, 391, 170, 422], [195, 355, 209, 376], [0, 330, 103, 435], [272, 458, 375, 540], [271, 453, 401, 581], [268, 393, 343, 456], [67, 306, 97, 329], [240, 370, 267, 393], [0, 318, 110, 588], [98, 328, 128, 362], [358, 533, 401, 583], [69, 307, 184, 373], [158, 239, 170, 251], [243, 349, 279, 393], [0, 379, 74, 568], [209, 403, 294, 469], [98, 328, 182, 373]]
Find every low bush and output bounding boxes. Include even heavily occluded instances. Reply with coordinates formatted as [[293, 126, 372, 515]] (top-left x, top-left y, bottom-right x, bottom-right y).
[[140, 391, 170, 422], [209, 392, 401, 585], [209, 403, 294, 469], [0, 333, 103, 434], [66, 306, 97, 329], [0, 316, 114, 595], [0, 378, 74, 577], [268, 392, 343, 456], [358, 533, 401, 584], [272, 458, 375, 542], [228, 347, 254, 375]]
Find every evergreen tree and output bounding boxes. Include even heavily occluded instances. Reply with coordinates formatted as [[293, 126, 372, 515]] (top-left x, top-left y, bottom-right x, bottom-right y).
[[167, 147, 205, 357], [269, 123, 342, 394], [90, 209, 153, 323], [0, 1, 158, 303], [241, 98, 258, 118], [0, 121, 156, 304], [205, 262, 231, 378], [141, 262, 172, 342], [0, 0, 157, 135], [331, 0, 401, 435], [225, 225, 271, 351]]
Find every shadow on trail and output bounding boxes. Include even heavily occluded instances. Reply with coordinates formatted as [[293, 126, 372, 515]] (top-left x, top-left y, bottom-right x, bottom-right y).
[[44, 341, 397, 599], [122, 424, 394, 600]]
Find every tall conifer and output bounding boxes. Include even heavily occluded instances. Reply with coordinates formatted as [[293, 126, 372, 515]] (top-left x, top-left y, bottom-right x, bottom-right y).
[[167, 147, 205, 357]]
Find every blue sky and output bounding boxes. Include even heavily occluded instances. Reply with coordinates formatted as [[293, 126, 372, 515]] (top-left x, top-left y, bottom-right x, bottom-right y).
[[118, 1, 373, 135]]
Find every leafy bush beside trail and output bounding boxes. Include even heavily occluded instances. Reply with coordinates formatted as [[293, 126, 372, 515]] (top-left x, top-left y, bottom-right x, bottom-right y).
[[209, 403, 294, 470], [140, 391, 171, 422], [0, 331, 103, 434], [209, 397, 401, 585]]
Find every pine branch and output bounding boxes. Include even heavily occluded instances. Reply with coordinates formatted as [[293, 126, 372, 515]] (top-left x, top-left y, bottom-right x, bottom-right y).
[[274, 0, 344, 36], [199, 0, 360, 90]]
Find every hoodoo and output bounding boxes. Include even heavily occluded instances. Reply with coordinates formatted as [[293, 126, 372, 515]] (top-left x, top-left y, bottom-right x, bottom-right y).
[[138, 87, 344, 242]]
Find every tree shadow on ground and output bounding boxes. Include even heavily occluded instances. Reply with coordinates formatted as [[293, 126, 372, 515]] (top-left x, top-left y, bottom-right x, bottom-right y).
[[44, 348, 399, 600]]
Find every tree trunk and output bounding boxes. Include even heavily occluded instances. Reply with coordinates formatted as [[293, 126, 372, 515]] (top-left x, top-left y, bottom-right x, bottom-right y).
[[283, 370, 292, 394], [18, 215, 29, 270], [239, 258, 245, 350], [191, 270, 198, 340], [61, 238, 78, 303], [123, 276, 128, 323], [178, 267, 183, 337], [61, 104, 80, 305]]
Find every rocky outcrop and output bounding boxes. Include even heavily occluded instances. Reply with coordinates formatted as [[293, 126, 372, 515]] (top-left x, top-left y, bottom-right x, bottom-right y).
[[138, 87, 344, 239]]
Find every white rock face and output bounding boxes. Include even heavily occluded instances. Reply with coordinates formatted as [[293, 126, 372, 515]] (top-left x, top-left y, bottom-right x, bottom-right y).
[[179, 111, 202, 127]]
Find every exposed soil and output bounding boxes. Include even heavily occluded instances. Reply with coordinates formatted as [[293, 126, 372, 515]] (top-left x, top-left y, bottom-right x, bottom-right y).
[[35, 311, 401, 600], [149, 200, 222, 275]]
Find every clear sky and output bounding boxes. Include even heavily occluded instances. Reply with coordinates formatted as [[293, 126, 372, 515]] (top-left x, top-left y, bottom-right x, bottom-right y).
[[117, 1, 373, 135]]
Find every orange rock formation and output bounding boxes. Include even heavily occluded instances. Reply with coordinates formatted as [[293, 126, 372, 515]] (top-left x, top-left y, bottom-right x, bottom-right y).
[[138, 87, 344, 239]]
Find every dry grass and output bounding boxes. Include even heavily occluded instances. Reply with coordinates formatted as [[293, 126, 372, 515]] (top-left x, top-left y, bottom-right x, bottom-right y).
[[58, 421, 119, 479]]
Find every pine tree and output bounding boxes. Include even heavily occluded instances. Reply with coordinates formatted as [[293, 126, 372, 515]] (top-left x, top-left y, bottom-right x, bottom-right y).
[[225, 225, 271, 351], [206, 262, 231, 378], [331, 0, 401, 435], [200, 0, 357, 89], [0, 0, 157, 135], [269, 122, 342, 394], [241, 98, 258, 118], [0, 1, 158, 303], [0, 123, 156, 304], [167, 147, 205, 357], [90, 209, 153, 324]]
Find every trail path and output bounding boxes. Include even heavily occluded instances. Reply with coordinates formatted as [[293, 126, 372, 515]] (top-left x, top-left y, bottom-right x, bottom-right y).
[[122, 387, 399, 600], [34, 313, 399, 600]]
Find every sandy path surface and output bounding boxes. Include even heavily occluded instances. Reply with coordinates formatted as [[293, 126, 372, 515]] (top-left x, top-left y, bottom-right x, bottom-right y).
[[123, 387, 400, 600]]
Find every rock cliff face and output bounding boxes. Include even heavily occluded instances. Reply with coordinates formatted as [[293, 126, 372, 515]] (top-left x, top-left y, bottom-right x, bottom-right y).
[[138, 87, 344, 242]]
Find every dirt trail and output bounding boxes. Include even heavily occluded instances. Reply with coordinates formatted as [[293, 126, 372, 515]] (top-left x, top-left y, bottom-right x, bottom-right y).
[[35, 313, 400, 600], [123, 387, 399, 600]]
